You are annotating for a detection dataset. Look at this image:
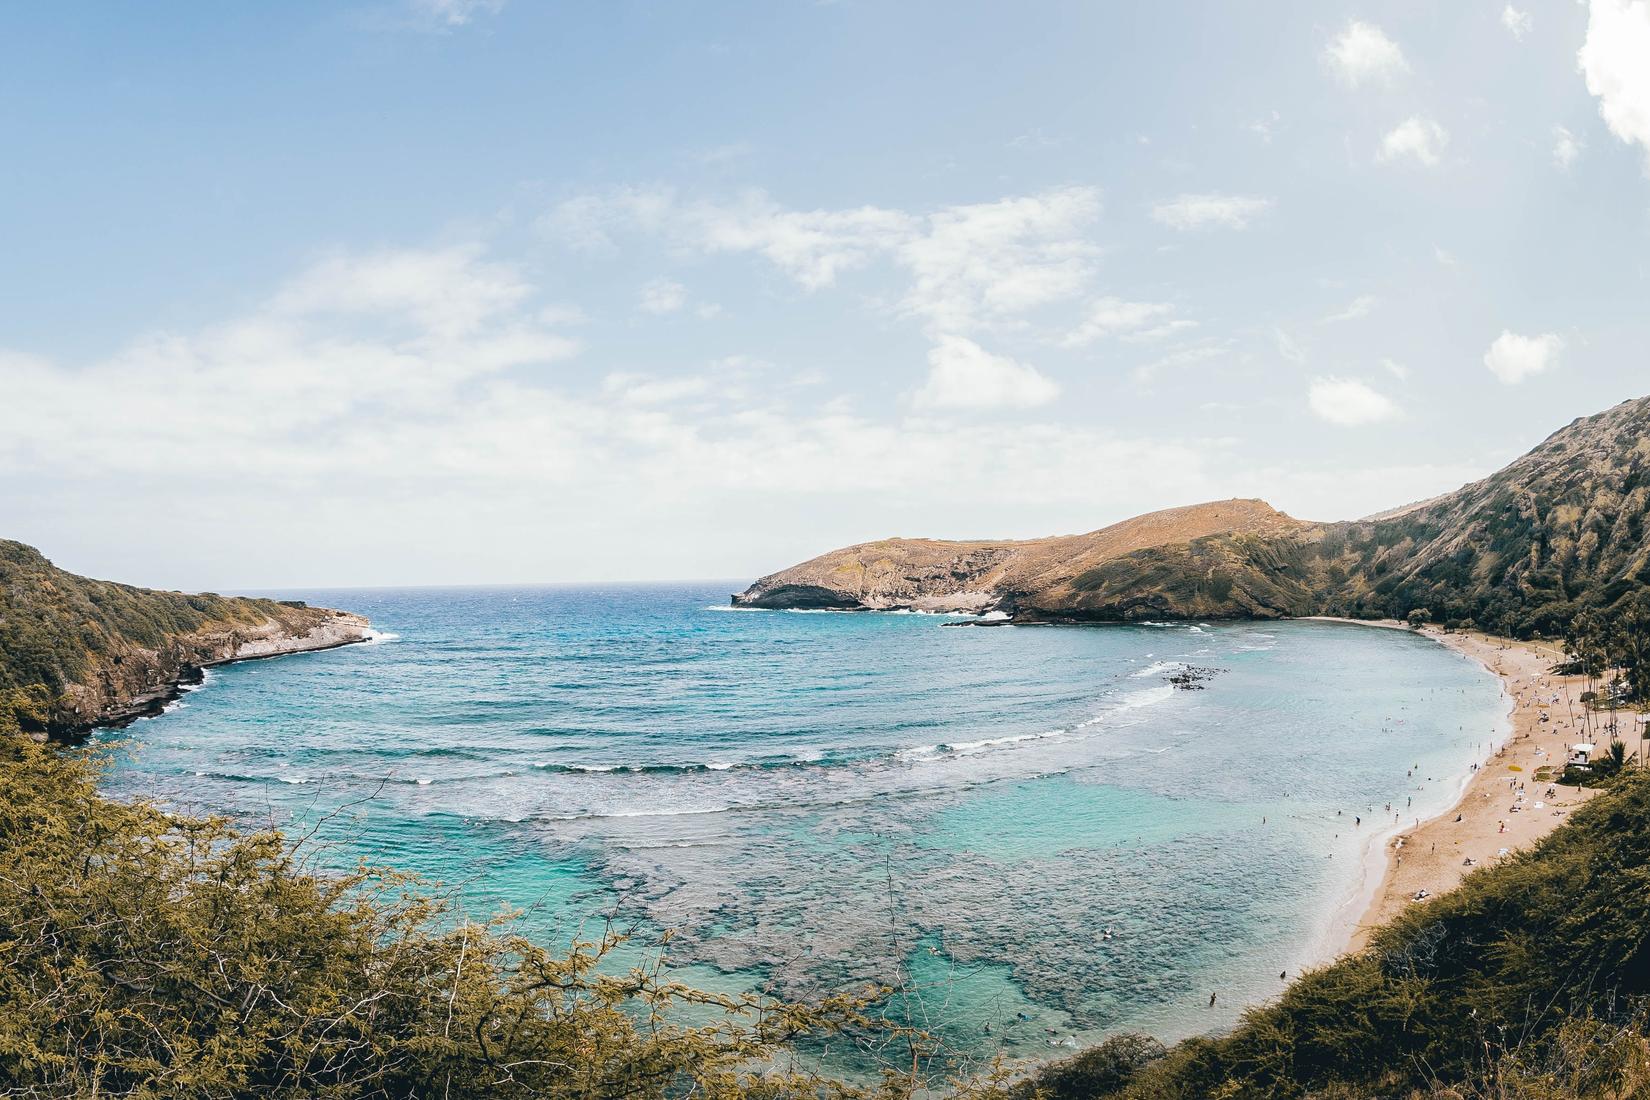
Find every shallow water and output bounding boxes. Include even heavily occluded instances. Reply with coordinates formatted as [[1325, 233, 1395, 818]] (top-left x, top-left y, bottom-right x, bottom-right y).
[[99, 584, 1507, 1065]]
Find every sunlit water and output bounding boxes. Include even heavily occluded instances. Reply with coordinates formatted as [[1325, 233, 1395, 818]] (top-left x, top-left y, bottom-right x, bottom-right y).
[[98, 584, 1507, 1067]]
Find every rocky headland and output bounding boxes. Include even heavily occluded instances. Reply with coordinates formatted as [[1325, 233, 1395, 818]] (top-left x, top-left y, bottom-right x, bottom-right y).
[[0, 539, 369, 739]]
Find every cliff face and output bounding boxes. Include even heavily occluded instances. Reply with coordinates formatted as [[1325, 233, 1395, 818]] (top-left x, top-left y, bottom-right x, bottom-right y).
[[1308, 395, 1650, 634], [737, 396, 1650, 636], [0, 540, 369, 738]]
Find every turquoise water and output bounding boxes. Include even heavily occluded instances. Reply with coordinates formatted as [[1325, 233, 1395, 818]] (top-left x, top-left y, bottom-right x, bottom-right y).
[[97, 585, 1508, 1065]]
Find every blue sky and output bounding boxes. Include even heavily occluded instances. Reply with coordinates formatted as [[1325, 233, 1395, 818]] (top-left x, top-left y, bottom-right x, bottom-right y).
[[3, 1, 1649, 588]]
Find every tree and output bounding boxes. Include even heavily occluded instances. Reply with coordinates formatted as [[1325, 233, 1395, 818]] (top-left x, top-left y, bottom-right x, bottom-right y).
[[1606, 738, 1629, 776], [1407, 608, 1432, 630]]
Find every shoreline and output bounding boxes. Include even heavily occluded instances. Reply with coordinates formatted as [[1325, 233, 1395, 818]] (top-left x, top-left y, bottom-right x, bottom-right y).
[[60, 616, 373, 742], [1304, 618, 1602, 953]]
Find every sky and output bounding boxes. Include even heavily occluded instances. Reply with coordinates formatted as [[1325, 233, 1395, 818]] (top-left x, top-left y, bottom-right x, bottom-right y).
[[3, 0, 1649, 590]]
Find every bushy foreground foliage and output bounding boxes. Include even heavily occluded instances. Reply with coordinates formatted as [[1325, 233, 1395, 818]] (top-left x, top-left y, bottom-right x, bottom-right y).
[[8, 718, 1650, 1098], [0, 737, 1011, 1099], [1023, 771, 1650, 1099]]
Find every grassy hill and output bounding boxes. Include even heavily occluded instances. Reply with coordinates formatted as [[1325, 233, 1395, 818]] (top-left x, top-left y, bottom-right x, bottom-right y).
[[0, 540, 366, 738], [738, 396, 1650, 639], [1309, 396, 1650, 636]]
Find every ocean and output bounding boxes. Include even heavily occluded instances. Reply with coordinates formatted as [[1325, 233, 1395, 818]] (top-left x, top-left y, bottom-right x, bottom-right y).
[[96, 583, 1508, 1068]]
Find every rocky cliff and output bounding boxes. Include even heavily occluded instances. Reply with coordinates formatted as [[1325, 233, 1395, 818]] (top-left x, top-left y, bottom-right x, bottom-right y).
[[737, 395, 1650, 637], [0, 540, 369, 738]]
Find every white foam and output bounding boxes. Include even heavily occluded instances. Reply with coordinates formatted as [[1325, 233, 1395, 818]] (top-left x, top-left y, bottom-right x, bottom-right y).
[[362, 629, 400, 644], [945, 728, 1066, 754], [1132, 660, 1186, 679], [549, 804, 732, 821], [1113, 684, 1177, 713]]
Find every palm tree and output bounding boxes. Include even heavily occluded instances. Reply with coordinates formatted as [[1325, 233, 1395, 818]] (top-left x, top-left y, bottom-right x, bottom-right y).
[[1607, 738, 1628, 776]]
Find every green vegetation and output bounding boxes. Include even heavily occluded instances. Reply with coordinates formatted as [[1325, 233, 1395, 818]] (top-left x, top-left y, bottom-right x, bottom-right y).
[[1557, 600, 1649, 786], [1035, 397, 1650, 634], [0, 539, 333, 737], [0, 736, 1016, 1099], [1298, 398, 1650, 638]]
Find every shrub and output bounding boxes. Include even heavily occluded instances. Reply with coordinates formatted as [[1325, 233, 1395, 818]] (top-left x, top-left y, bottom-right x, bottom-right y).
[[0, 736, 997, 1099]]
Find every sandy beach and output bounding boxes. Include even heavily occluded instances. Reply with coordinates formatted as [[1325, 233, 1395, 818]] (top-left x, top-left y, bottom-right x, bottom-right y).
[[1327, 619, 1627, 950]]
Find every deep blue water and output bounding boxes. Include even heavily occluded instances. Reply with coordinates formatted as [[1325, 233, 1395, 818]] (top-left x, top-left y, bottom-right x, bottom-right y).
[[98, 584, 1508, 1065]]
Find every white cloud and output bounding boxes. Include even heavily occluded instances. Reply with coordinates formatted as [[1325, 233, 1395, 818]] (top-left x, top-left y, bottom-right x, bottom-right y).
[[603, 372, 714, 405], [1483, 330, 1564, 383], [687, 193, 916, 290], [1150, 193, 1273, 231], [540, 185, 678, 252], [1381, 357, 1411, 381], [1553, 125, 1584, 170], [638, 277, 688, 314], [1007, 127, 1060, 150], [1322, 294, 1377, 323], [410, 0, 505, 26], [1501, 5, 1532, 40], [0, 246, 582, 490], [1275, 329, 1306, 364], [1326, 22, 1408, 87], [913, 335, 1059, 409], [1062, 297, 1184, 346], [545, 185, 1104, 338], [269, 244, 530, 338], [1579, 0, 1650, 171], [1134, 339, 1232, 383], [1249, 110, 1282, 143], [1308, 377, 1400, 425], [896, 187, 1102, 332], [1378, 116, 1450, 166]]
